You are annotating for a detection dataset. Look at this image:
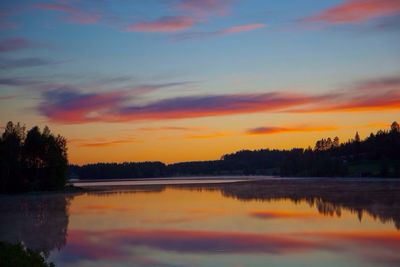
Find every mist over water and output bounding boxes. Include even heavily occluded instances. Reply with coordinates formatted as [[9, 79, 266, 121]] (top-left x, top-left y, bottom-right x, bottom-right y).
[[1, 178, 399, 267]]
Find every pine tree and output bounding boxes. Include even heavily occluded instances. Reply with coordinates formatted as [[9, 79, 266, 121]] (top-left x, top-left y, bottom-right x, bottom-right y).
[[355, 132, 361, 142]]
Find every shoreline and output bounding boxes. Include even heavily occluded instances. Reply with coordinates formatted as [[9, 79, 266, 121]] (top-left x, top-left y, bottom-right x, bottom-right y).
[[71, 176, 267, 188], [71, 176, 400, 191], [1, 176, 398, 196]]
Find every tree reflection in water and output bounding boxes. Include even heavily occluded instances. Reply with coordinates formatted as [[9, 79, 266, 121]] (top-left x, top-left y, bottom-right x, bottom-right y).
[[0, 178, 399, 263], [0, 193, 74, 257], [83, 178, 400, 230], [212, 179, 400, 229]]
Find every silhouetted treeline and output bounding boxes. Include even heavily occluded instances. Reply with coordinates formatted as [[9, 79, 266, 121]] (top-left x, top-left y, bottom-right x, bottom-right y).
[[70, 121, 400, 179], [0, 122, 68, 193], [69, 162, 166, 179]]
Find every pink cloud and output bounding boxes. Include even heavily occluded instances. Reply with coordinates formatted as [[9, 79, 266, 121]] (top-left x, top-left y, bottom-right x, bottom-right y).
[[287, 75, 400, 113], [35, 3, 101, 24], [0, 21, 17, 30], [39, 89, 126, 123], [176, 0, 233, 16], [127, 16, 194, 32], [40, 90, 313, 123], [305, 0, 400, 24], [221, 23, 266, 34], [291, 83, 400, 113], [0, 37, 36, 52], [36, 3, 76, 14], [38, 75, 400, 124], [174, 23, 266, 40]]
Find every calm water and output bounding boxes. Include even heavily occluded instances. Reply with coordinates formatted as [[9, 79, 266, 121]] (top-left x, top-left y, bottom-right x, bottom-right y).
[[1, 178, 399, 267]]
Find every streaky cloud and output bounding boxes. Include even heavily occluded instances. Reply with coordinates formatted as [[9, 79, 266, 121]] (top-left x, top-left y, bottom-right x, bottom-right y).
[[185, 131, 231, 139], [39, 89, 127, 124], [0, 38, 37, 52], [174, 23, 266, 40], [40, 90, 312, 123], [76, 138, 138, 148], [290, 75, 400, 113], [176, 0, 233, 17], [304, 0, 400, 24], [0, 78, 37, 86], [247, 125, 338, 135], [221, 23, 266, 34], [127, 16, 194, 33], [138, 126, 203, 132], [37, 74, 400, 124], [35, 2, 101, 25], [0, 57, 57, 69]]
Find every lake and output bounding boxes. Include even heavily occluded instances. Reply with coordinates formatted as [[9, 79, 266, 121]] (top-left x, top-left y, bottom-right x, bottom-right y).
[[1, 178, 399, 267]]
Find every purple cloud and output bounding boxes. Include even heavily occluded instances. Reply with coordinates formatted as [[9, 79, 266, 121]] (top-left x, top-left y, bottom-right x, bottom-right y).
[[0, 38, 37, 52], [0, 57, 56, 69], [37, 74, 400, 124], [39, 89, 312, 123]]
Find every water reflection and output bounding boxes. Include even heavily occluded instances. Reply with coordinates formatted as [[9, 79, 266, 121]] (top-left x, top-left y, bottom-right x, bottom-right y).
[[0, 179, 399, 267], [0, 193, 73, 257], [215, 179, 400, 229]]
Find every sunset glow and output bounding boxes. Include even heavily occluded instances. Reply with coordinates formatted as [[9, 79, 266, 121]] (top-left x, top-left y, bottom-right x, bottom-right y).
[[1, 0, 399, 164]]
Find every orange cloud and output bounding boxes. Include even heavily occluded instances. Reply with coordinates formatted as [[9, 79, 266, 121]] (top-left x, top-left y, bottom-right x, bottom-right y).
[[362, 122, 391, 128], [247, 125, 338, 135], [305, 0, 400, 24], [138, 126, 203, 132], [186, 131, 231, 139], [290, 75, 400, 113], [291, 92, 400, 113], [70, 138, 137, 148]]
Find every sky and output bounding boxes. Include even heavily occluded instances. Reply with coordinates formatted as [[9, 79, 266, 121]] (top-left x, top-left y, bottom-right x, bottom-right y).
[[0, 0, 399, 165]]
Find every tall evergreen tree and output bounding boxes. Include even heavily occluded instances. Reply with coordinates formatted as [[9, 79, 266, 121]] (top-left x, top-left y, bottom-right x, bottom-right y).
[[0, 122, 68, 193]]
